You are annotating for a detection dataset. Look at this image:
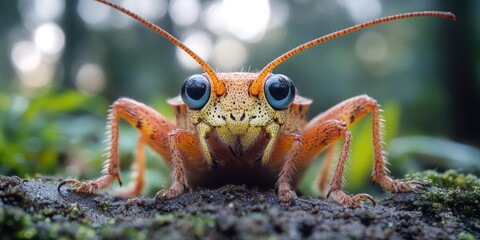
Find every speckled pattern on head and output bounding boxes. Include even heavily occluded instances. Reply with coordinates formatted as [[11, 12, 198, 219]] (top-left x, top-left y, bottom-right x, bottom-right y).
[[184, 72, 283, 154]]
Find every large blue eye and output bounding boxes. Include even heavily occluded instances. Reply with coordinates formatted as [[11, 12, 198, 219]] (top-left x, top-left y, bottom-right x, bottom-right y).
[[264, 74, 295, 110], [181, 74, 211, 110]]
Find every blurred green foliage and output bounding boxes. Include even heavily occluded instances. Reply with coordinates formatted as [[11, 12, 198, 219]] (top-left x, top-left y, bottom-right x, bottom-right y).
[[0, 90, 108, 176]]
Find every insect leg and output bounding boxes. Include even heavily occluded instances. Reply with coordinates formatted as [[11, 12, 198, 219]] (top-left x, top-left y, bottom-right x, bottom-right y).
[[275, 134, 302, 202], [271, 118, 372, 206], [296, 95, 422, 207], [155, 129, 204, 199], [314, 95, 423, 192], [317, 143, 337, 198], [58, 98, 176, 194], [115, 136, 146, 196], [301, 118, 374, 207]]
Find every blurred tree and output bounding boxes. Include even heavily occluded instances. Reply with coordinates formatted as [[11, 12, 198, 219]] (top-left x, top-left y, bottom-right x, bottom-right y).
[[440, 1, 480, 144]]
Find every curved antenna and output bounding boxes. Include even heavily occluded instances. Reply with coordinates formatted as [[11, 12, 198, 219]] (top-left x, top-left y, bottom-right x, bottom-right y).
[[250, 11, 456, 95], [95, 0, 226, 95]]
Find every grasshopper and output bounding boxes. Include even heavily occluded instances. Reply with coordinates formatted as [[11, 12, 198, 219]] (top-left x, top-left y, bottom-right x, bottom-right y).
[[58, 0, 455, 207]]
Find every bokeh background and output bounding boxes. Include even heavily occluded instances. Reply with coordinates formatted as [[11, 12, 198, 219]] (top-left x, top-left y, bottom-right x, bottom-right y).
[[1, 0, 479, 196]]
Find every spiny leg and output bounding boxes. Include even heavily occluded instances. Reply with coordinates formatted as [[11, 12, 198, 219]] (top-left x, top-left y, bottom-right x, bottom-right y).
[[155, 129, 203, 199], [323, 95, 423, 192], [298, 95, 421, 206], [317, 144, 337, 198], [303, 119, 374, 207], [116, 136, 147, 196], [323, 122, 374, 207], [275, 134, 302, 202], [270, 119, 371, 206], [59, 98, 176, 194]]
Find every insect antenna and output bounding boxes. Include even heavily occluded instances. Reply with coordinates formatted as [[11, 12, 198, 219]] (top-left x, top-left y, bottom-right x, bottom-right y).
[[94, 0, 226, 95], [250, 11, 456, 95]]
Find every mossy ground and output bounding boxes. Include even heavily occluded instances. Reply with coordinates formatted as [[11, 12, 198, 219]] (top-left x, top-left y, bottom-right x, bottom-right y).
[[1, 170, 479, 240]]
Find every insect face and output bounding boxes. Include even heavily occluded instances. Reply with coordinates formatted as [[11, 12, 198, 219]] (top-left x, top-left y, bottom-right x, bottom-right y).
[[185, 73, 292, 153]]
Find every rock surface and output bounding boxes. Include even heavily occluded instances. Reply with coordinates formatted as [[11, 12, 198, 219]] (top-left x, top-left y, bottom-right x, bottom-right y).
[[0, 174, 478, 239]]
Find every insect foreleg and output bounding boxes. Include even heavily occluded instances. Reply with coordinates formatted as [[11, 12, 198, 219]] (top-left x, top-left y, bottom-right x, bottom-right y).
[[59, 98, 176, 194]]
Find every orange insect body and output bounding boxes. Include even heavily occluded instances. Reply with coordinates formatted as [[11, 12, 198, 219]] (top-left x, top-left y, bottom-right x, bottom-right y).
[[59, 0, 455, 207]]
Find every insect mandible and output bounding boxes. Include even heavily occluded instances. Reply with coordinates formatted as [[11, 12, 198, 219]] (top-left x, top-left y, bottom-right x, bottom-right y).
[[58, 0, 456, 208]]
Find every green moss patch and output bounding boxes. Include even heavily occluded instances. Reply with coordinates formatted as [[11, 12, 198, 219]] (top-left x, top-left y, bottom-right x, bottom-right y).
[[403, 170, 480, 236]]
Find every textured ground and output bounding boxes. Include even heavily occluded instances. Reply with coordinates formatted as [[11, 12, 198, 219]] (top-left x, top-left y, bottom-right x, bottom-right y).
[[0, 172, 478, 239]]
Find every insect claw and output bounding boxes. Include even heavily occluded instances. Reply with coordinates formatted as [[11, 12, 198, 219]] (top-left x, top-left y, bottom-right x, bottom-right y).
[[326, 189, 333, 198], [349, 193, 376, 207], [155, 188, 168, 199], [57, 179, 78, 193], [415, 180, 426, 188], [409, 180, 426, 192], [278, 189, 297, 203], [155, 186, 182, 201], [57, 180, 68, 192], [116, 175, 123, 186], [389, 179, 426, 193], [365, 195, 376, 206]]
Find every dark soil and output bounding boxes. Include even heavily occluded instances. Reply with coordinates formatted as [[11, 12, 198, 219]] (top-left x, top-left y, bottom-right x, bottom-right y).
[[0, 172, 479, 240]]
